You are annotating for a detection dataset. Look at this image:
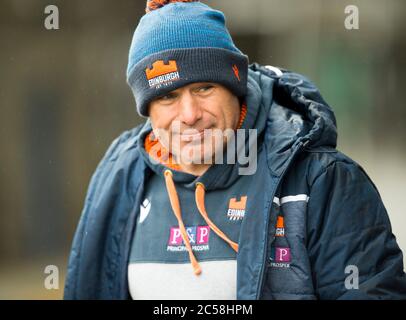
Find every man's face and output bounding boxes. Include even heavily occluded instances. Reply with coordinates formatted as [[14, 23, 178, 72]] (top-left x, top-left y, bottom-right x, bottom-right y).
[[148, 82, 240, 165]]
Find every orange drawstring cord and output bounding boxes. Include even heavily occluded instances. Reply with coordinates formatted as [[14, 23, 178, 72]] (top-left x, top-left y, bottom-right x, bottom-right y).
[[195, 182, 239, 253], [164, 170, 202, 275], [163, 170, 239, 276]]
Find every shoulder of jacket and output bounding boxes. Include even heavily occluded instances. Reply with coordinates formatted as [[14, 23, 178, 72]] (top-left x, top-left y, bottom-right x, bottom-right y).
[[83, 122, 147, 204], [294, 146, 365, 188], [102, 122, 146, 163]]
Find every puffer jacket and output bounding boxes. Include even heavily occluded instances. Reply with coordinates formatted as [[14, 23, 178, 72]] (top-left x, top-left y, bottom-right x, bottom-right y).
[[64, 63, 406, 299]]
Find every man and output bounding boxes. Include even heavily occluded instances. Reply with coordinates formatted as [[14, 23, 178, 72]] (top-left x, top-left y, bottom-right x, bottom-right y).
[[64, 0, 406, 299]]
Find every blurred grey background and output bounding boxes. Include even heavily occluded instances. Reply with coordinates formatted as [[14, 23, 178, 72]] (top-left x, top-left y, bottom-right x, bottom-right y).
[[0, 0, 405, 299]]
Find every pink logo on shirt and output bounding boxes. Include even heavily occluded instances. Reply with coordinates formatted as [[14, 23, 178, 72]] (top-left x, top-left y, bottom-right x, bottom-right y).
[[275, 247, 291, 262], [168, 226, 210, 246]]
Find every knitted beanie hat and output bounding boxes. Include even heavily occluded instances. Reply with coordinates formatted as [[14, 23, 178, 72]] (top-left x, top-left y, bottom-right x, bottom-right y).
[[126, 0, 249, 117]]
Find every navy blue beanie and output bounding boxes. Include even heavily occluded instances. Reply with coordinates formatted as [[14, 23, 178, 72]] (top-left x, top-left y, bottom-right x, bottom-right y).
[[126, 0, 249, 117]]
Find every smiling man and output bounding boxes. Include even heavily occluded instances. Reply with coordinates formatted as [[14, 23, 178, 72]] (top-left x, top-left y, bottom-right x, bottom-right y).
[[64, 0, 406, 300], [148, 81, 243, 176]]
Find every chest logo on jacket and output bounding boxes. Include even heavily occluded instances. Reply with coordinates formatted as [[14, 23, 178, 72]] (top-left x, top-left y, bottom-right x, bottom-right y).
[[269, 214, 291, 268], [227, 195, 247, 221], [269, 247, 291, 268], [139, 198, 151, 224], [167, 225, 210, 252], [275, 216, 285, 237]]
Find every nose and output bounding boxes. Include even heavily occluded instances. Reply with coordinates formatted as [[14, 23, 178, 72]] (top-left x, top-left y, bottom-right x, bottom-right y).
[[178, 93, 202, 126]]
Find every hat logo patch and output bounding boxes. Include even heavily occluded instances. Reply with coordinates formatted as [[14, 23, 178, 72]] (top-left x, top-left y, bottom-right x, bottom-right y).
[[145, 60, 180, 89]]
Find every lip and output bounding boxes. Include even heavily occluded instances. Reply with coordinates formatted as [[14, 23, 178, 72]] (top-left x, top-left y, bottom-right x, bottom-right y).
[[179, 130, 205, 142]]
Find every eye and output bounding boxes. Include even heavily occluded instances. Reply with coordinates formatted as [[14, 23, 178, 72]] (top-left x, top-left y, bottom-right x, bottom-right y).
[[196, 84, 214, 93], [157, 92, 177, 102]]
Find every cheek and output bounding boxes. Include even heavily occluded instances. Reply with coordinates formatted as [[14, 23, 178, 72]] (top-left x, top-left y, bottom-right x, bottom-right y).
[[207, 95, 239, 129], [219, 107, 239, 130], [150, 111, 173, 150], [150, 106, 175, 130], [229, 103, 241, 128]]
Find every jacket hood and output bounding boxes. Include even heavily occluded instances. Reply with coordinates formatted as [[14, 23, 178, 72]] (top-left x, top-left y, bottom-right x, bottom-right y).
[[137, 63, 337, 187], [255, 63, 337, 176]]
